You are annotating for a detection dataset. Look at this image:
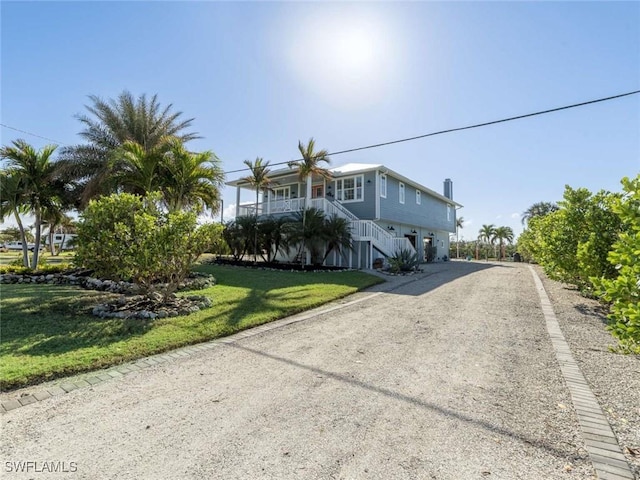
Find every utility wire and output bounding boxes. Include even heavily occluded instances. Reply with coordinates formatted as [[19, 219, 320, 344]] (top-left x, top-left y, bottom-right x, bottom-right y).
[[223, 89, 640, 175], [2, 89, 638, 172], [0, 123, 67, 146]]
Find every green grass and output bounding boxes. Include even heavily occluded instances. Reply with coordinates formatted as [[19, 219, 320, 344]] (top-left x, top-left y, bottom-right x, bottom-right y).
[[0, 251, 75, 266], [0, 265, 383, 390]]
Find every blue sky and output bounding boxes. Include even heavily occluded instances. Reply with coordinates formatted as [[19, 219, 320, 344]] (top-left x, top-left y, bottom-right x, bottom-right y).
[[2, 1, 639, 239]]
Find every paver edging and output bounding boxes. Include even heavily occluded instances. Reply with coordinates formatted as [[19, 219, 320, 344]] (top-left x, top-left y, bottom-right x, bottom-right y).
[[529, 266, 635, 480]]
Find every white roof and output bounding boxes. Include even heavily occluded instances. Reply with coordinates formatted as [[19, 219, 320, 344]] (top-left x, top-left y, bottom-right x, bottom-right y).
[[330, 163, 382, 174], [227, 162, 462, 207]]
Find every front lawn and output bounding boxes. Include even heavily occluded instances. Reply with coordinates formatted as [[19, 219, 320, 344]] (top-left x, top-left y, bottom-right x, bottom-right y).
[[0, 265, 383, 390]]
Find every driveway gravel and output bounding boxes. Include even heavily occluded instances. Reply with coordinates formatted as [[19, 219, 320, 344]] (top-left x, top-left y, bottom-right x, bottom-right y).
[[1, 261, 637, 479]]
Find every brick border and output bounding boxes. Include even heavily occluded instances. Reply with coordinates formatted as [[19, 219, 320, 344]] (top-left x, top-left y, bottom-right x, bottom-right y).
[[529, 266, 635, 480]]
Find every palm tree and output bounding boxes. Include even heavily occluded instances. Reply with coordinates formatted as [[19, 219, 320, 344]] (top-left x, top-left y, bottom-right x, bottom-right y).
[[57, 91, 200, 206], [258, 216, 291, 263], [521, 201, 559, 226], [161, 141, 224, 214], [242, 157, 273, 261], [494, 226, 514, 260], [0, 171, 31, 266], [288, 138, 332, 264], [478, 224, 496, 260], [322, 214, 353, 264], [288, 138, 332, 202], [0, 140, 59, 267], [110, 139, 168, 195], [287, 207, 327, 265], [455, 216, 464, 258]]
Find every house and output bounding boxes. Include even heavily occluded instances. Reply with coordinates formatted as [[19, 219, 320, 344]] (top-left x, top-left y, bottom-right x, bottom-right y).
[[227, 163, 462, 269]]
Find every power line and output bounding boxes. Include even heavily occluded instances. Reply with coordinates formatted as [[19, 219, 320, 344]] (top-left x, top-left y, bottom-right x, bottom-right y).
[[223, 89, 640, 175], [0, 123, 67, 146]]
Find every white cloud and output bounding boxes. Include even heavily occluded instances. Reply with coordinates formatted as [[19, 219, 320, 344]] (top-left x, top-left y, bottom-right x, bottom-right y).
[[222, 203, 237, 222], [511, 212, 521, 219]]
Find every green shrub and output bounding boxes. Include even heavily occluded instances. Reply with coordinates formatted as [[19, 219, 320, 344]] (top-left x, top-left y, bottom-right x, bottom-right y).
[[519, 186, 622, 294], [594, 175, 640, 354], [75, 192, 216, 298], [0, 263, 72, 275]]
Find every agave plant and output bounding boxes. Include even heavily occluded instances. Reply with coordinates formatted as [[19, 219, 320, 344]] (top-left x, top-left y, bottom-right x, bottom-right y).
[[388, 248, 420, 273]]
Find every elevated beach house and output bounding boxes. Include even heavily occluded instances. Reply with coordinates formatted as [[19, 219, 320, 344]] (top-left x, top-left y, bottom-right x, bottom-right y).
[[227, 163, 462, 269]]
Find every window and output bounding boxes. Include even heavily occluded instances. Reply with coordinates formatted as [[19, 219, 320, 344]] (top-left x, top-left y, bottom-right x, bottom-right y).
[[380, 174, 387, 198], [447, 205, 452, 221], [336, 175, 364, 202], [399, 182, 405, 204], [416, 190, 421, 205], [273, 187, 290, 200]]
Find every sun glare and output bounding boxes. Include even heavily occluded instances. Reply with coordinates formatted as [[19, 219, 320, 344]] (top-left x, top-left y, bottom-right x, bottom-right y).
[[281, 9, 400, 108]]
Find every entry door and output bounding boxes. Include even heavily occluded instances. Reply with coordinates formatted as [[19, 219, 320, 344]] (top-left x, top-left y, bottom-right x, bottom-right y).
[[423, 237, 434, 262], [311, 185, 323, 199]]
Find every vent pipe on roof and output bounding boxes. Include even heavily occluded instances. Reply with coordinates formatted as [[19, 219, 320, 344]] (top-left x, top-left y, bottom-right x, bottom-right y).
[[444, 178, 453, 200]]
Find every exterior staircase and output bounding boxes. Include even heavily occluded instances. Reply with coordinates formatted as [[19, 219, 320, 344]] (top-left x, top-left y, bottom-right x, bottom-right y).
[[310, 198, 416, 258]]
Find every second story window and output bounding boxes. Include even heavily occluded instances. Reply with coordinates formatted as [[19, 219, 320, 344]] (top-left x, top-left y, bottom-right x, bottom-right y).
[[380, 174, 387, 198], [447, 205, 452, 221], [399, 182, 405, 204], [336, 175, 364, 202], [416, 190, 421, 205]]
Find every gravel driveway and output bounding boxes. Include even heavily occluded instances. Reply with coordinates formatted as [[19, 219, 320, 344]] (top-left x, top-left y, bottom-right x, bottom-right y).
[[1, 261, 638, 479]]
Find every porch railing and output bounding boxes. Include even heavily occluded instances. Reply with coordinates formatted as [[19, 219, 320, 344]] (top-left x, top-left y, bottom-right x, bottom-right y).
[[237, 196, 416, 259]]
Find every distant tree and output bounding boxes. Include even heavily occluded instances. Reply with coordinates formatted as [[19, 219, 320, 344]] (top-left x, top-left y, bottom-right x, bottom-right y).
[[478, 224, 496, 260], [494, 226, 514, 260], [57, 91, 200, 206], [521, 201, 559, 226], [455, 216, 464, 258], [0, 227, 23, 243]]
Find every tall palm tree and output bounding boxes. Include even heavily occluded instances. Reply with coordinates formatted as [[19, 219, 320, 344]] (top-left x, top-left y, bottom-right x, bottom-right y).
[[0, 140, 59, 267], [494, 226, 514, 260], [0, 171, 31, 266], [521, 201, 559, 226], [161, 141, 224, 214], [288, 138, 332, 264], [57, 91, 200, 206], [478, 224, 496, 261], [288, 138, 332, 202], [242, 157, 273, 261]]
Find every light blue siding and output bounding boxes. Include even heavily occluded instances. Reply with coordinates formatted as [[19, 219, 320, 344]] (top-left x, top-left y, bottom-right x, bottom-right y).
[[379, 175, 455, 232], [332, 172, 377, 219]]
